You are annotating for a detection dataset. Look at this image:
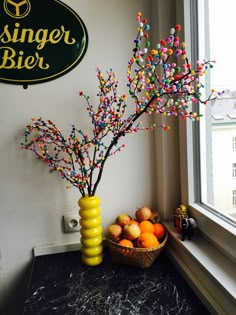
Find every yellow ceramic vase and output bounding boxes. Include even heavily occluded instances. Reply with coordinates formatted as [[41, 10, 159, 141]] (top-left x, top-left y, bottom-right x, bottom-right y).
[[78, 195, 103, 266]]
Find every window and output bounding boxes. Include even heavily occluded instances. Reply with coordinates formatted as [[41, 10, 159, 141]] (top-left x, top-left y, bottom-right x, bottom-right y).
[[233, 163, 236, 178], [168, 2, 236, 312], [232, 137, 236, 151], [232, 190, 236, 207], [179, 0, 236, 261], [190, 0, 236, 225]]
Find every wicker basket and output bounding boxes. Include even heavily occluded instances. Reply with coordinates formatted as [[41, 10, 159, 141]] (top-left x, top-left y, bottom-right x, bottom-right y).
[[106, 231, 168, 268]]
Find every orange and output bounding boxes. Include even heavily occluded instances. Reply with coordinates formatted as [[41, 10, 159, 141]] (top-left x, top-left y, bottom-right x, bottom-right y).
[[118, 239, 134, 248], [139, 220, 155, 234], [137, 232, 160, 248], [153, 223, 166, 240]]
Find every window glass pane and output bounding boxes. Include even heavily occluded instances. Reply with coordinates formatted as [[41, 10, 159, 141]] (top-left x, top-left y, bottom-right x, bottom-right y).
[[199, 0, 236, 223]]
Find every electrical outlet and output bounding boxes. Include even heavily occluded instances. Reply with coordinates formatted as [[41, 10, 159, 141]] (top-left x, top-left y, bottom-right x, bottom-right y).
[[63, 213, 80, 233]]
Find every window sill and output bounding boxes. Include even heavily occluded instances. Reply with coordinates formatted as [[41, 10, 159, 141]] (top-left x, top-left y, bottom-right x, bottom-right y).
[[188, 203, 236, 264], [164, 221, 236, 315]]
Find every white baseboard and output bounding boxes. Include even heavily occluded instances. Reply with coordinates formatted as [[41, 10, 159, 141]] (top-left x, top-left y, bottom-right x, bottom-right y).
[[33, 241, 82, 257], [33, 238, 109, 257]]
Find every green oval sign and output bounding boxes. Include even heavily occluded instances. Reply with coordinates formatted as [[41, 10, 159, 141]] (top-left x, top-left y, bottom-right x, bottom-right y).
[[0, 0, 88, 85]]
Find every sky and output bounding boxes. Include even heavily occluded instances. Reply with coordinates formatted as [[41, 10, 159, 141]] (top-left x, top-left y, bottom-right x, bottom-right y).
[[209, 0, 236, 91]]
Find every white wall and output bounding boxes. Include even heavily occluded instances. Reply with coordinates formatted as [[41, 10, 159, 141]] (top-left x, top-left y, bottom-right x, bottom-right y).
[[0, 1, 159, 314]]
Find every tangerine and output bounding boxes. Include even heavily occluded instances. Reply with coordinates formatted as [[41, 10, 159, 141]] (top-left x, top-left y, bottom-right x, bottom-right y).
[[153, 223, 166, 240], [139, 220, 155, 234], [118, 239, 134, 248], [137, 232, 160, 248]]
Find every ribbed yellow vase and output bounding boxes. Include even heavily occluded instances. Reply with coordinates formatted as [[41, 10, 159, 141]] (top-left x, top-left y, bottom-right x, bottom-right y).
[[78, 195, 103, 266]]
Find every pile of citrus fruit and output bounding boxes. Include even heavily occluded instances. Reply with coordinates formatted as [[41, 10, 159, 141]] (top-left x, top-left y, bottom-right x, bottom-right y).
[[106, 206, 166, 248]]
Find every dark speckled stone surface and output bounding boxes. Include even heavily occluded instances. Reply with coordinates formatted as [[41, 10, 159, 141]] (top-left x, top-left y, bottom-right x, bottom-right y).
[[23, 248, 210, 315]]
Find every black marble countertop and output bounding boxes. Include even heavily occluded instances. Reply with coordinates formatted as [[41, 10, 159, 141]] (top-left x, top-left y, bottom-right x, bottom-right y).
[[23, 248, 210, 315]]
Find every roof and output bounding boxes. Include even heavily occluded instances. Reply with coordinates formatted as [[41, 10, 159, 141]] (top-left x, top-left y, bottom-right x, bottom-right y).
[[211, 90, 236, 125]]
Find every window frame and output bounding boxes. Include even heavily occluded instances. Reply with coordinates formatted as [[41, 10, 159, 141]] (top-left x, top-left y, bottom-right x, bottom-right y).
[[179, 0, 236, 263]]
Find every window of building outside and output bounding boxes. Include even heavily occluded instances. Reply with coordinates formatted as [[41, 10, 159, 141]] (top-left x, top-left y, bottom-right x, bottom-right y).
[[233, 163, 236, 179], [198, 0, 236, 223], [232, 137, 236, 151], [232, 190, 236, 207]]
